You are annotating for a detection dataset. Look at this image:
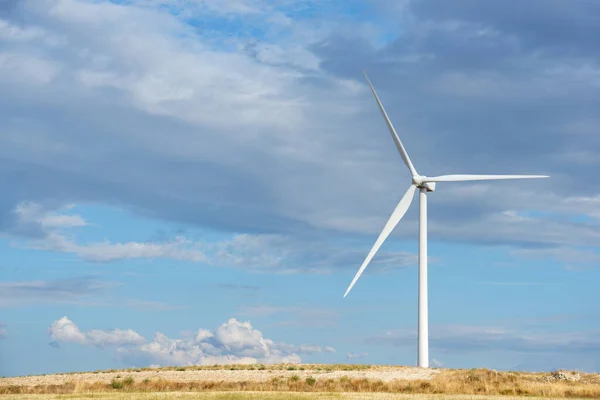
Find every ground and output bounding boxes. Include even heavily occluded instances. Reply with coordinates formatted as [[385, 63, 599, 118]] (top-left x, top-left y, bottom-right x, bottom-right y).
[[0, 365, 437, 386], [1, 364, 599, 399], [0, 394, 595, 400]]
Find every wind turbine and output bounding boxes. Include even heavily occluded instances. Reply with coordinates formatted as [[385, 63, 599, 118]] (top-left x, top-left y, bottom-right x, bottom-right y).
[[343, 70, 549, 368]]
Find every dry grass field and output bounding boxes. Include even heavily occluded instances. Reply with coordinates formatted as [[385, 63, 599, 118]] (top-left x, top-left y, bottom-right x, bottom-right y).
[[1, 364, 599, 399], [0, 393, 596, 400]]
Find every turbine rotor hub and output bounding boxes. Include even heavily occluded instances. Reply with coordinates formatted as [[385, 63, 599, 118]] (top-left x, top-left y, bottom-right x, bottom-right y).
[[412, 175, 426, 186], [412, 176, 435, 192]]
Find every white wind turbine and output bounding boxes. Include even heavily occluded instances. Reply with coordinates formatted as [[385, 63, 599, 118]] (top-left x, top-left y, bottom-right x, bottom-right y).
[[343, 70, 549, 368]]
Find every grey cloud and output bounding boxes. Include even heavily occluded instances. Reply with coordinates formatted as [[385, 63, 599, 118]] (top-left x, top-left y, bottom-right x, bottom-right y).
[[511, 247, 600, 270], [5, 201, 209, 263], [211, 233, 417, 274], [366, 324, 600, 354], [4, 202, 419, 273], [315, 1, 600, 181], [0, 0, 21, 17], [0, 276, 185, 310], [0, 277, 117, 307], [1, 0, 599, 262], [0, 0, 317, 235], [307, 0, 600, 246], [409, 0, 600, 59]]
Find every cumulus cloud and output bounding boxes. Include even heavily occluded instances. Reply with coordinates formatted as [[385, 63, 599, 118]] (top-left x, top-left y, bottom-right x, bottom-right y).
[[47, 316, 334, 367], [47, 316, 145, 347], [212, 318, 271, 358], [66, 316, 331, 367]]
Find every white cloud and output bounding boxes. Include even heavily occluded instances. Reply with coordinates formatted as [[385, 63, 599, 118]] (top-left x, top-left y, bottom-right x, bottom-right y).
[[297, 345, 323, 354], [212, 318, 271, 358], [47, 316, 145, 347], [213, 233, 418, 274], [36, 232, 208, 263], [39, 214, 87, 229], [47, 316, 333, 367], [346, 351, 368, 360], [8, 202, 87, 235], [19, 0, 334, 135], [0, 0, 373, 236], [7, 202, 417, 274], [122, 317, 330, 366], [9, 202, 207, 262]]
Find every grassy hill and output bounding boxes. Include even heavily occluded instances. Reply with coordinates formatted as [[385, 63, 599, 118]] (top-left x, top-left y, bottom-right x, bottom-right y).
[[1, 364, 599, 399]]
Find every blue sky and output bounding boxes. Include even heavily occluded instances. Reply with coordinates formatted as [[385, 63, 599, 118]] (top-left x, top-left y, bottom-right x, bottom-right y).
[[1, 0, 600, 377]]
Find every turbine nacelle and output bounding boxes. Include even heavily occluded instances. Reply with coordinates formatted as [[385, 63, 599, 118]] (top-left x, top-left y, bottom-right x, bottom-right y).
[[422, 182, 436, 192], [412, 176, 436, 192]]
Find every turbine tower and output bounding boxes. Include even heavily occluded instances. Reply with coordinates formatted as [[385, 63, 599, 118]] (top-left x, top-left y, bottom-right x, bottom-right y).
[[343, 70, 549, 368]]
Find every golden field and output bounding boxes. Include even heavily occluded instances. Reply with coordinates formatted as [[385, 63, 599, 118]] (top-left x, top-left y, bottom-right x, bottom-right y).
[[1, 364, 598, 399]]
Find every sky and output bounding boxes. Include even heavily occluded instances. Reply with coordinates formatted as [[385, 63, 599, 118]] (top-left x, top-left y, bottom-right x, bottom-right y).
[[1, 0, 600, 377]]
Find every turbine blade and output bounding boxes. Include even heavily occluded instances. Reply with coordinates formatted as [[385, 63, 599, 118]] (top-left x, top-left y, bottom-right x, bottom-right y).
[[363, 69, 418, 177], [425, 174, 549, 182], [344, 184, 418, 298]]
